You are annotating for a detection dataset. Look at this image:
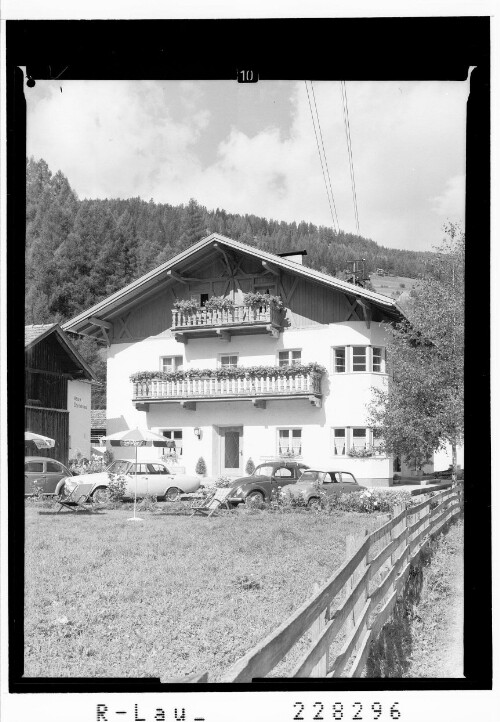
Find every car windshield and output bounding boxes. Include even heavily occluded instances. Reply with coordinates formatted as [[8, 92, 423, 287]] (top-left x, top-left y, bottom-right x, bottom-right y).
[[254, 465, 274, 477], [107, 460, 131, 474], [299, 471, 321, 482]]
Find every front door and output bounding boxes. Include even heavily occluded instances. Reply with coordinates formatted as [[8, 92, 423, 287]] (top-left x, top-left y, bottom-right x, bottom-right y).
[[220, 426, 243, 475]]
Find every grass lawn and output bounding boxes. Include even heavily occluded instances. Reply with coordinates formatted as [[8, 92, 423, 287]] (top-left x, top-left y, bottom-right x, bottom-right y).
[[24, 503, 382, 681]]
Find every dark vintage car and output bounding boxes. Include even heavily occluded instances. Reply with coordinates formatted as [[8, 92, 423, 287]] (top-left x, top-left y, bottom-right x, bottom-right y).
[[284, 469, 364, 507], [228, 461, 310, 504], [24, 456, 73, 496]]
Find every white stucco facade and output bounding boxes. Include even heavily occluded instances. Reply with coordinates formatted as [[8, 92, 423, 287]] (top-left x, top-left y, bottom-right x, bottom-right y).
[[106, 321, 393, 485], [67, 379, 92, 459]]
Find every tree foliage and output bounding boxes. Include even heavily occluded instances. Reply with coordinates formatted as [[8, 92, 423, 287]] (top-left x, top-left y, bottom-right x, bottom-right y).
[[369, 224, 464, 472]]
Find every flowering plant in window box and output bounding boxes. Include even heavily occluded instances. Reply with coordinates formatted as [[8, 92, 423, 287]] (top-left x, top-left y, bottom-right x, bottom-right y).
[[347, 445, 375, 458], [130, 361, 326, 383], [173, 298, 200, 313], [279, 449, 302, 458], [243, 292, 284, 309], [204, 295, 235, 311]]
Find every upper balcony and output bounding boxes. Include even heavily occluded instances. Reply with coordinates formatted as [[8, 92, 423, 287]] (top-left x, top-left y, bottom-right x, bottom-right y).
[[131, 363, 324, 411], [171, 303, 285, 343]]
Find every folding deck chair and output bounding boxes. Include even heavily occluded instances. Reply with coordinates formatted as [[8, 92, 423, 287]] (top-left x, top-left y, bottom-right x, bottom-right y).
[[189, 487, 233, 518], [56, 483, 96, 513]]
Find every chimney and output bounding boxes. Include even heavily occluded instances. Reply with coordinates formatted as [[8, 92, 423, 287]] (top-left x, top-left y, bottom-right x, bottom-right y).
[[278, 250, 308, 265]]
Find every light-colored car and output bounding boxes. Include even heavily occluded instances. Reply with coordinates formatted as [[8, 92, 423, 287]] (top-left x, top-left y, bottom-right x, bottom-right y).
[[55, 459, 200, 502], [284, 469, 364, 508], [25, 456, 73, 496]]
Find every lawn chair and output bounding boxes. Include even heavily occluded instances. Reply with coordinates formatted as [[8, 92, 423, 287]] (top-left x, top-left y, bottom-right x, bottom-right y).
[[189, 487, 232, 518], [56, 483, 96, 513]]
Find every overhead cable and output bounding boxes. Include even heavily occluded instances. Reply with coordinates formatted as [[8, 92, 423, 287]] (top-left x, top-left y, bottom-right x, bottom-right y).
[[340, 80, 360, 235], [305, 80, 339, 233]]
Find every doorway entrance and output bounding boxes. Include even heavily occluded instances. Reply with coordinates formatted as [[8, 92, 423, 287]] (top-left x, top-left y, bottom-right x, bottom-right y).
[[219, 426, 243, 475]]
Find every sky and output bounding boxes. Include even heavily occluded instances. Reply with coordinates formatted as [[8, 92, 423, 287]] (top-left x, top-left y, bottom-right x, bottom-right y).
[[25, 78, 468, 252]]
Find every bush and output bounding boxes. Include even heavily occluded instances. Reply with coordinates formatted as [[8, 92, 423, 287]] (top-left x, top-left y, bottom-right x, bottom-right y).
[[195, 457, 207, 476], [107, 474, 127, 501], [215, 475, 232, 488], [69, 455, 107, 476], [245, 458, 256, 475], [204, 295, 235, 311], [328, 488, 413, 513]]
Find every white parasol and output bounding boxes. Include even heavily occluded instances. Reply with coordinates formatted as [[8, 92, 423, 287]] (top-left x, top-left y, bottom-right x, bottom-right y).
[[25, 431, 56, 449], [102, 427, 171, 522]]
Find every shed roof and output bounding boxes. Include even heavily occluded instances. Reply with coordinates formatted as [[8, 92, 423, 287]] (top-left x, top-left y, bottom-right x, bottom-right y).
[[25, 323, 98, 382]]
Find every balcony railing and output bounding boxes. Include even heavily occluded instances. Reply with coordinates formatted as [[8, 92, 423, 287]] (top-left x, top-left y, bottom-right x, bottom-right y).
[[132, 371, 322, 409], [171, 304, 284, 340]]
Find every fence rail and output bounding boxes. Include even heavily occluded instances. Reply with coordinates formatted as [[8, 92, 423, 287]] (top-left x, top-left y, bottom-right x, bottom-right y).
[[172, 304, 283, 330], [215, 484, 462, 682], [133, 372, 322, 402]]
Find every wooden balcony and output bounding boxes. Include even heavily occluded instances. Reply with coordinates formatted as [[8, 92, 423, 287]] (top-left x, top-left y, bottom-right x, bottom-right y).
[[171, 304, 284, 342], [133, 371, 322, 411]]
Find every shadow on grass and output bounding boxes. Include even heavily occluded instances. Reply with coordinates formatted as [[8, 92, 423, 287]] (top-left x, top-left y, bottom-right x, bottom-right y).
[[37, 509, 108, 516], [365, 518, 458, 678]]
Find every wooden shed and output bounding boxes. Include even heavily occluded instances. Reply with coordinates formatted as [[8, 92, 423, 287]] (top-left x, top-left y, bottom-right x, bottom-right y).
[[25, 324, 97, 464]]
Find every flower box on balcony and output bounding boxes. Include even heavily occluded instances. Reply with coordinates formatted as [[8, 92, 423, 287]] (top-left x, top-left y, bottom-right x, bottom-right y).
[[130, 363, 325, 410]]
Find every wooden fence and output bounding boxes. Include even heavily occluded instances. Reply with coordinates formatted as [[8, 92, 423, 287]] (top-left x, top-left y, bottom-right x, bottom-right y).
[[215, 484, 462, 682]]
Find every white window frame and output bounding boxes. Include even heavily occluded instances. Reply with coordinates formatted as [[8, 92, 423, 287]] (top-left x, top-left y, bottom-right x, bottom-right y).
[[352, 346, 367, 373], [277, 427, 302, 457], [332, 346, 347, 373], [219, 353, 239, 368], [351, 427, 368, 451], [278, 349, 302, 367], [160, 355, 183, 373], [332, 427, 347, 456], [160, 429, 183, 457], [371, 346, 386, 374], [371, 428, 384, 455]]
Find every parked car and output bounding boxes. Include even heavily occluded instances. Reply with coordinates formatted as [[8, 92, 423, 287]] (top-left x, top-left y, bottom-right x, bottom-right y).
[[25, 456, 73, 496], [54, 459, 201, 502], [284, 469, 365, 508], [228, 461, 310, 505]]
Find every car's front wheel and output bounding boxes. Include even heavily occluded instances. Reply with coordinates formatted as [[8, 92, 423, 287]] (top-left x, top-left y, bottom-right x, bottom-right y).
[[92, 487, 111, 504], [165, 486, 181, 502]]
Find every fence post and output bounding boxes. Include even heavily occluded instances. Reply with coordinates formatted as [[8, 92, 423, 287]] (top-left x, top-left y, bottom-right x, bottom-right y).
[[345, 531, 369, 644], [310, 582, 328, 676]]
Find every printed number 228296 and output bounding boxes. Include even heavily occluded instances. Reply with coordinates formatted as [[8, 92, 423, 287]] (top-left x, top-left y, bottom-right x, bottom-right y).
[[293, 702, 402, 720]]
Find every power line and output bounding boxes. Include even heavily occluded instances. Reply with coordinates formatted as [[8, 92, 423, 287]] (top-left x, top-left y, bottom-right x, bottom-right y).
[[305, 80, 338, 233], [340, 80, 360, 235], [310, 81, 340, 231]]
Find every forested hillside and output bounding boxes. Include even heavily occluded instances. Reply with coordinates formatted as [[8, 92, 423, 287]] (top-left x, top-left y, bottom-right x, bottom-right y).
[[26, 157, 433, 325], [25, 157, 433, 407]]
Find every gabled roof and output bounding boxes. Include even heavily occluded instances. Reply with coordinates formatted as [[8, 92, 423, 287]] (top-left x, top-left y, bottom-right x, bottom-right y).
[[63, 233, 405, 335], [25, 323, 98, 382]]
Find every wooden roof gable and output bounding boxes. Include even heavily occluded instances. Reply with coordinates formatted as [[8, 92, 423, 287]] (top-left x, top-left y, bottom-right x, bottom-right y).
[[25, 324, 98, 381], [62, 233, 405, 337]]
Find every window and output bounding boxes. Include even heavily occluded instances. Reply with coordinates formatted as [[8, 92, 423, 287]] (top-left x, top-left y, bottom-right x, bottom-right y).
[[132, 463, 149, 474], [147, 463, 166, 474], [333, 347, 346, 373], [220, 354, 238, 368], [199, 293, 209, 307], [333, 428, 346, 456], [278, 350, 301, 367], [46, 461, 63, 473], [278, 428, 302, 456], [372, 428, 384, 454], [352, 346, 366, 372], [340, 472, 357, 484], [253, 284, 276, 296], [25, 461, 43, 473], [352, 428, 368, 451], [160, 356, 183, 373], [162, 429, 183, 456], [274, 467, 293, 478], [372, 347, 385, 373]]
